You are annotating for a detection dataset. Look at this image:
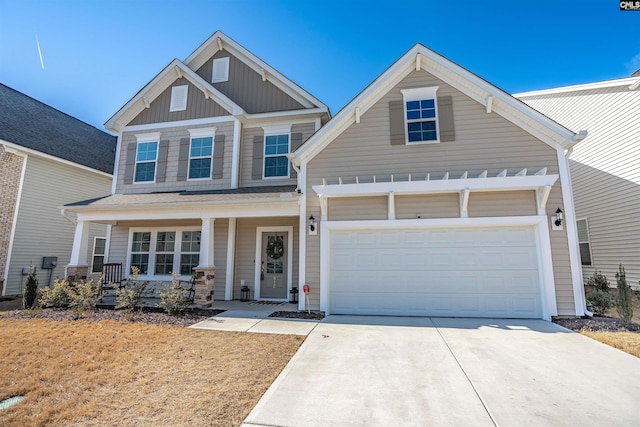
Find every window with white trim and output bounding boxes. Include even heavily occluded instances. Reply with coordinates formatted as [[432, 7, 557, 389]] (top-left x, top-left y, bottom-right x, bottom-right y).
[[91, 237, 106, 273], [188, 128, 216, 180], [576, 218, 592, 266], [401, 87, 439, 144], [170, 85, 188, 112], [212, 57, 230, 83], [262, 125, 291, 179], [134, 141, 158, 182], [128, 228, 200, 278]]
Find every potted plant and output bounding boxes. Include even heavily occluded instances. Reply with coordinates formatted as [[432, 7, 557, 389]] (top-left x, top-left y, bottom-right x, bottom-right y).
[[585, 299, 593, 312]]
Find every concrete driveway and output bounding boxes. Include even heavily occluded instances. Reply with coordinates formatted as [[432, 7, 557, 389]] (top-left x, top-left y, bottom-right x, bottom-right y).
[[243, 316, 640, 427]]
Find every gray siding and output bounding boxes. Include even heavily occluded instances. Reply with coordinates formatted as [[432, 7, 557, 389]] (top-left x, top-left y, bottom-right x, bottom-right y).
[[306, 69, 575, 314], [116, 122, 234, 194], [233, 217, 298, 300], [129, 78, 229, 126], [196, 50, 305, 114], [468, 191, 537, 217], [396, 194, 459, 219], [5, 156, 111, 294], [239, 122, 316, 187]]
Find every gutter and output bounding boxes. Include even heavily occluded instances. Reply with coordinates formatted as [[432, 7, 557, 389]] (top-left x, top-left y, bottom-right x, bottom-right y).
[[60, 208, 77, 225]]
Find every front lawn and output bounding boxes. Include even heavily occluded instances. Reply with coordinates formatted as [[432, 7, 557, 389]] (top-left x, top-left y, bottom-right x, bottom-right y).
[[0, 318, 302, 426]]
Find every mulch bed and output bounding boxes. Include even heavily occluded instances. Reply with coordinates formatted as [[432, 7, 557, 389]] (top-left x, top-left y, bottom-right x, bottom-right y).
[[553, 316, 640, 333], [269, 310, 325, 320]]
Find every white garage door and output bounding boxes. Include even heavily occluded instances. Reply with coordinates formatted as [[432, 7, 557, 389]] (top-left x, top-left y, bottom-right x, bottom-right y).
[[329, 226, 542, 318]]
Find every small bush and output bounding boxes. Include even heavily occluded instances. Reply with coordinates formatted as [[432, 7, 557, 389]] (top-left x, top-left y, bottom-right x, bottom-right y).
[[68, 278, 100, 319], [587, 270, 610, 292], [615, 265, 633, 324], [116, 267, 150, 313], [158, 273, 190, 315], [589, 290, 613, 316], [40, 279, 72, 308], [23, 264, 38, 309]]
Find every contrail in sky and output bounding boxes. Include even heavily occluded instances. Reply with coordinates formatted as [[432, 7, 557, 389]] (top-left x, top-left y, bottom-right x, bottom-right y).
[[36, 33, 45, 70]]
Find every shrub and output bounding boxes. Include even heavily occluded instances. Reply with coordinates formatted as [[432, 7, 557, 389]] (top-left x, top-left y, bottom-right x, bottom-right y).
[[68, 278, 100, 319], [23, 264, 38, 309], [116, 266, 150, 313], [587, 270, 610, 292], [158, 273, 190, 315], [615, 264, 633, 324], [39, 279, 72, 308], [589, 290, 613, 316]]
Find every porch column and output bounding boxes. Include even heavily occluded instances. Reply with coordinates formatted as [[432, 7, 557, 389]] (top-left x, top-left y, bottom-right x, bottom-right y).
[[66, 220, 90, 280], [198, 218, 215, 268], [224, 217, 237, 300]]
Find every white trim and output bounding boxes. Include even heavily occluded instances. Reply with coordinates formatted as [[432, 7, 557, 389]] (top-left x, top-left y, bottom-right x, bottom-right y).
[[402, 86, 440, 145], [211, 57, 230, 83], [111, 132, 122, 194], [0, 139, 112, 178], [69, 220, 90, 267], [231, 118, 241, 188], [254, 226, 294, 301], [319, 216, 557, 320], [188, 127, 217, 137], [134, 132, 161, 143], [262, 131, 291, 180], [123, 116, 235, 132], [556, 148, 586, 316], [187, 129, 216, 181], [125, 226, 201, 282], [105, 224, 112, 263], [133, 139, 158, 184], [169, 85, 189, 112], [198, 218, 215, 268], [225, 218, 237, 300], [514, 77, 640, 97], [298, 163, 307, 310], [262, 124, 292, 135], [2, 154, 27, 296]]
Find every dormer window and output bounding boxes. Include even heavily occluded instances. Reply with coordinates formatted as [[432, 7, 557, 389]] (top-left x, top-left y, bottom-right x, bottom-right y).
[[212, 57, 230, 83], [170, 85, 188, 112]]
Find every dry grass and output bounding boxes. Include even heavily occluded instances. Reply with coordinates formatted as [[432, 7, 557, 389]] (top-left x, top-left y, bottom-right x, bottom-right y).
[[581, 330, 640, 358], [0, 318, 303, 426]]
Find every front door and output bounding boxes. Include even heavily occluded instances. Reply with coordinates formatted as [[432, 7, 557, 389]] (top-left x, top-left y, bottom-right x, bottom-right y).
[[260, 232, 288, 299]]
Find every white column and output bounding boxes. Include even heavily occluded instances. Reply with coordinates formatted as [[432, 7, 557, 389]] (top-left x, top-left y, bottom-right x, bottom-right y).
[[198, 218, 215, 268], [69, 220, 90, 266], [224, 218, 237, 300]]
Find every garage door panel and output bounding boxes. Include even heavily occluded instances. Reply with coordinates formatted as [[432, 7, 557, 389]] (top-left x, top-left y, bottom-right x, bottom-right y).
[[329, 226, 543, 318]]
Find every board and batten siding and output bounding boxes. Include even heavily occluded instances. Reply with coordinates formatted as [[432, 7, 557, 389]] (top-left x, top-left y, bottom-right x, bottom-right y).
[[239, 122, 316, 187], [128, 78, 229, 126], [116, 121, 234, 194], [305, 69, 575, 314], [5, 156, 111, 294], [233, 217, 298, 300], [195, 50, 306, 114], [518, 85, 640, 288]]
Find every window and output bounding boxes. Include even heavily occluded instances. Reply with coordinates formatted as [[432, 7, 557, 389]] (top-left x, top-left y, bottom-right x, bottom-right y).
[[576, 219, 592, 266], [189, 136, 213, 179], [91, 237, 106, 274], [264, 134, 290, 178], [401, 87, 439, 144], [134, 140, 158, 182], [212, 57, 230, 83], [128, 229, 200, 277], [170, 85, 188, 112]]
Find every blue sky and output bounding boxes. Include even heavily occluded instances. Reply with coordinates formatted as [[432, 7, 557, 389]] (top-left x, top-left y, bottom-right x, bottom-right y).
[[1, 0, 638, 133]]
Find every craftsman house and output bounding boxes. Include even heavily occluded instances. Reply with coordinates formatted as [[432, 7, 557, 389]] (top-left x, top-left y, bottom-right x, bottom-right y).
[[64, 32, 588, 319]]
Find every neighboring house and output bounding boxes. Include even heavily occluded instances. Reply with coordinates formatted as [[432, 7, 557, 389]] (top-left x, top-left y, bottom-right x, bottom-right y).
[[516, 76, 640, 289], [64, 32, 588, 320], [0, 83, 116, 296]]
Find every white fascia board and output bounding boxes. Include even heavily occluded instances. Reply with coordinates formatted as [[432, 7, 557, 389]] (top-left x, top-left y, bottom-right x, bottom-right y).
[[105, 60, 244, 132], [123, 116, 235, 133], [1, 139, 112, 178], [184, 31, 328, 111], [244, 107, 329, 121], [313, 174, 559, 197], [73, 198, 300, 222], [513, 77, 640, 97]]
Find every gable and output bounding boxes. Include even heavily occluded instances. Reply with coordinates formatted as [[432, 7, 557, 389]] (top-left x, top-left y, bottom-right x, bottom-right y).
[[128, 78, 230, 126], [195, 50, 306, 114]]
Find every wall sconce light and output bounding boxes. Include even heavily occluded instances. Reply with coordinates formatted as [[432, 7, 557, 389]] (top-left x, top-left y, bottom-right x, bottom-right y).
[[308, 215, 317, 235], [552, 207, 564, 230]]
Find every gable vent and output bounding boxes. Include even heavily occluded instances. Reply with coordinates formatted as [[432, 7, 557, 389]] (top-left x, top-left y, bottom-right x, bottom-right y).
[[212, 57, 230, 83], [170, 85, 188, 112]]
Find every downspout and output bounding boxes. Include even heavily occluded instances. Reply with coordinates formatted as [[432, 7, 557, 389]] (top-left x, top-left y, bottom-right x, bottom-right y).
[[60, 208, 77, 225]]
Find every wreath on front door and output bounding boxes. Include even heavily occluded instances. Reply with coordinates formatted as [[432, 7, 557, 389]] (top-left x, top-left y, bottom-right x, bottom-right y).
[[266, 238, 284, 260]]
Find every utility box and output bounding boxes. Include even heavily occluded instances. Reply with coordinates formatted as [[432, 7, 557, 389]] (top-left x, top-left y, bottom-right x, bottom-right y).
[[42, 257, 58, 269]]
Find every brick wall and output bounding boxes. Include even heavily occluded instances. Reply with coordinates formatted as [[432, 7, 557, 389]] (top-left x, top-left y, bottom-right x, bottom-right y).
[[0, 147, 24, 294]]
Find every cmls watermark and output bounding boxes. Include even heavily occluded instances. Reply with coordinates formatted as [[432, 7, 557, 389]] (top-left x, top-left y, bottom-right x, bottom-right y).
[[620, 1, 640, 10]]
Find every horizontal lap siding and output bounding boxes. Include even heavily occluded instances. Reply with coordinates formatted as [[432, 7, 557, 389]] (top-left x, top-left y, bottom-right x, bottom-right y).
[[306, 69, 575, 314], [117, 121, 234, 194], [396, 194, 460, 219], [234, 217, 298, 300], [129, 78, 228, 126], [6, 157, 111, 294], [468, 191, 537, 217]]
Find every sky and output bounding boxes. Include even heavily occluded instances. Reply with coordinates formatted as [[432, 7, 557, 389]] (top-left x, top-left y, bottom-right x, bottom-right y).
[[1, 0, 638, 133]]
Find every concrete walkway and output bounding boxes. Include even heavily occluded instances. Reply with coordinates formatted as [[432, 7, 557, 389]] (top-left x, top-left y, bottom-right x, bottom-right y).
[[243, 316, 640, 427]]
